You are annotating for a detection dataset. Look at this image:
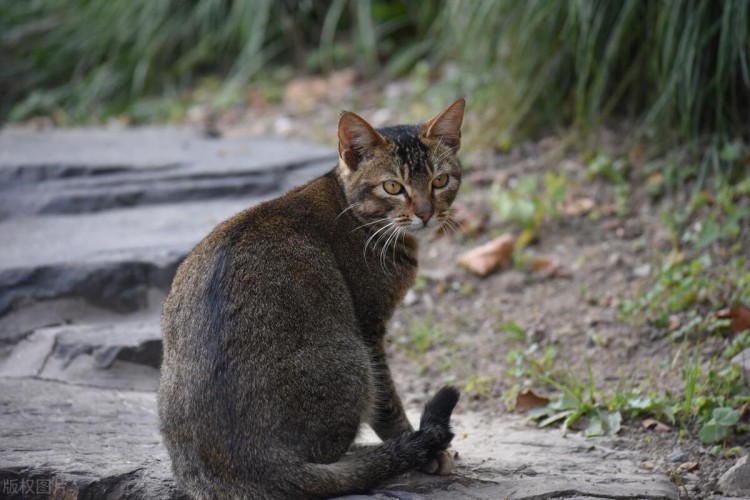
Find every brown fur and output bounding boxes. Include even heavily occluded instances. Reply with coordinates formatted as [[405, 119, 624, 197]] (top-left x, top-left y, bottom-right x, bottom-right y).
[[158, 99, 466, 499]]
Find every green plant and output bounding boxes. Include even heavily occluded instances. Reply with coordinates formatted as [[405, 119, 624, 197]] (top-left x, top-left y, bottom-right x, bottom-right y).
[[443, 0, 750, 166], [1, 0, 443, 122], [393, 314, 447, 359], [491, 173, 567, 251], [724, 331, 750, 359], [619, 253, 750, 340], [586, 154, 631, 216], [510, 338, 748, 442], [411, 316, 441, 354], [700, 407, 741, 444], [463, 374, 495, 399], [679, 352, 749, 443]]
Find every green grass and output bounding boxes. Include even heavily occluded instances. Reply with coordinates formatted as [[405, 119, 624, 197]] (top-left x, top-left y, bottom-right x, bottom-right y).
[[5, 0, 750, 161], [507, 336, 749, 443], [0, 0, 440, 122], [618, 167, 750, 341], [442, 0, 750, 167]]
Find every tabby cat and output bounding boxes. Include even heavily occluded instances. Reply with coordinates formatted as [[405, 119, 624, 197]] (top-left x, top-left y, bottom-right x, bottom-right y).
[[158, 98, 466, 499]]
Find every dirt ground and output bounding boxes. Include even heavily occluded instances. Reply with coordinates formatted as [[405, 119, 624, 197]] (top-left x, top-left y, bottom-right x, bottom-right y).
[[136, 72, 747, 498]]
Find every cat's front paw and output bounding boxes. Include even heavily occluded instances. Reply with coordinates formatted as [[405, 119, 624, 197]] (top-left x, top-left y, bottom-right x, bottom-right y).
[[420, 448, 457, 475]]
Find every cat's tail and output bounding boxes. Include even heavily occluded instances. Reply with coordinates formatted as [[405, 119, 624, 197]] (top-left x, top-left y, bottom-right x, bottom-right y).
[[294, 385, 460, 498]]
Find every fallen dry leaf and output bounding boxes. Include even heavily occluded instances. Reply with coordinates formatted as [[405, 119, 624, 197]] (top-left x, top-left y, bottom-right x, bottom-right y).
[[674, 461, 700, 474], [457, 234, 515, 277], [515, 389, 550, 413], [530, 257, 557, 273], [564, 197, 596, 216], [629, 144, 646, 166], [641, 418, 671, 433], [668, 314, 682, 330], [528, 256, 570, 279], [739, 402, 750, 420], [716, 304, 750, 333], [601, 219, 623, 231]]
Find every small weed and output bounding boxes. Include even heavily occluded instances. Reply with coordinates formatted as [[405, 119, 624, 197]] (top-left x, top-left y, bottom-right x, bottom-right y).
[[410, 316, 442, 355], [508, 339, 748, 443], [586, 154, 631, 217], [490, 173, 567, 252], [413, 274, 429, 292], [393, 314, 446, 360], [499, 320, 527, 343], [700, 408, 741, 444], [505, 343, 557, 383], [724, 331, 750, 359], [464, 374, 495, 400], [619, 253, 750, 340]]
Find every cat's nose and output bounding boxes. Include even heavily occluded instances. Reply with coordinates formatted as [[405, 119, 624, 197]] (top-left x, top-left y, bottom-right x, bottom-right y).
[[416, 209, 433, 224]]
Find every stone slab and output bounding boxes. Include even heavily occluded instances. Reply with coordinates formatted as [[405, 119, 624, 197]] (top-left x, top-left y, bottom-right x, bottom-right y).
[[0, 378, 679, 500]]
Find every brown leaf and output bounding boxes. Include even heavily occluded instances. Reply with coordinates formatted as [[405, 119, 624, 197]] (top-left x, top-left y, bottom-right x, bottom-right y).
[[674, 461, 700, 474], [601, 219, 623, 231], [668, 314, 682, 331], [641, 418, 671, 433], [564, 197, 596, 216], [739, 402, 750, 420], [457, 234, 516, 277], [716, 304, 750, 333], [515, 389, 550, 413], [530, 257, 556, 273], [629, 144, 646, 166]]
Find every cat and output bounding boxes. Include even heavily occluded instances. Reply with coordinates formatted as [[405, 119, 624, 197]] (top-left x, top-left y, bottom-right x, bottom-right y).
[[158, 98, 466, 499]]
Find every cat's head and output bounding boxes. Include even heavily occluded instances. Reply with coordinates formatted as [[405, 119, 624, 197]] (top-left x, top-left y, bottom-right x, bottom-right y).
[[336, 98, 465, 238]]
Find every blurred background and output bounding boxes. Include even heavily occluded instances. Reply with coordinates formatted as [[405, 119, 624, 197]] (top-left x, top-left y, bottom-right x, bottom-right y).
[[3, 0, 749, 157]]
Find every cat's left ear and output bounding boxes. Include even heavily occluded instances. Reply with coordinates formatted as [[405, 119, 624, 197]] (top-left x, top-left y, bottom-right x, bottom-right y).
[[423, 97, 466, 152], [338, 111, 387, 170]]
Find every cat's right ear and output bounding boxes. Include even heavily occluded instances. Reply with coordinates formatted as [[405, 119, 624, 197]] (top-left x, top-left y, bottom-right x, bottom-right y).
[[338, 112, 387, 170]]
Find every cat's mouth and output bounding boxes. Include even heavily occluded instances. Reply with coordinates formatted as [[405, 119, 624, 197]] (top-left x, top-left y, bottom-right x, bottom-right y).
[[405, 216, 440, 235]]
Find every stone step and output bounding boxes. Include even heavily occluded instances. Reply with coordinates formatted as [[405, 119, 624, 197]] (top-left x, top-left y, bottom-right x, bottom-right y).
[[0, 127, 335, 341], [0, 321, 162, 391]]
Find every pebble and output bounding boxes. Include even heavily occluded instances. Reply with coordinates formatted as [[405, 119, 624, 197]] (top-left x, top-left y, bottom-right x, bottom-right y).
[[633, 263, 651, 278], [668, 448, 688, 463], [403, 290, 419, 307]]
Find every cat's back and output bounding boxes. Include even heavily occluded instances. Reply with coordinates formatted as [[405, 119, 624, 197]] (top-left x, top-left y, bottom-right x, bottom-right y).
[[162, 173, 348, 341]]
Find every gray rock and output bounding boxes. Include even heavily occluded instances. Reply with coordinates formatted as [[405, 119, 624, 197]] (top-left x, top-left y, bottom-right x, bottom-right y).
[[668, 447, 688, 463], [0, 321, 163, 391], [719, 454, 750, 497], [0, 378, 182, 499]]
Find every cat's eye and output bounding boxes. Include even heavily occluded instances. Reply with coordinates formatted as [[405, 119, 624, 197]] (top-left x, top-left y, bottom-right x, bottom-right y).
[[432, 174, 449, 189], [383, 180, 404, 195]]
